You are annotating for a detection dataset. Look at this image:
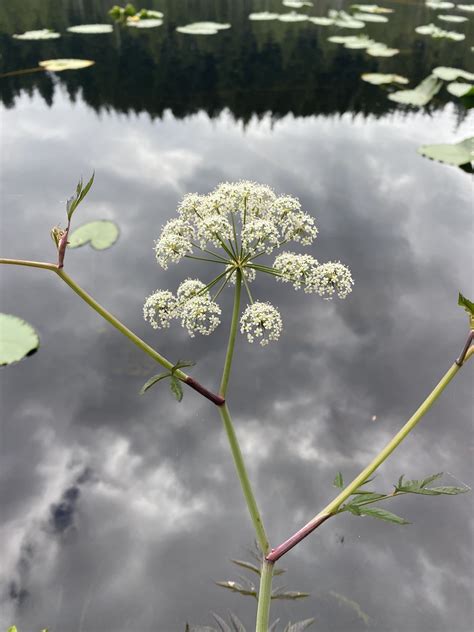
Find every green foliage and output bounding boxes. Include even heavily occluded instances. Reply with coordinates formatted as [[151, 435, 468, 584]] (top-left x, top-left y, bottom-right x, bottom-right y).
[[333, 472, 344, 488], [0, 313, 40, 366], [66, 173, 95, 220], [185, 616, 315, 632], [335, 471, 469, 525], [458, 293, 474, 317], [417, 137, 473, 167], [68, 220, 119, 250], [140, 360, 195, 401]]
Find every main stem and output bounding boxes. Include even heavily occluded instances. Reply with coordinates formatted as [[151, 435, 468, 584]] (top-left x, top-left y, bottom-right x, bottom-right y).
[[267, 357, 466, 562], [255, 560, 274, 631]]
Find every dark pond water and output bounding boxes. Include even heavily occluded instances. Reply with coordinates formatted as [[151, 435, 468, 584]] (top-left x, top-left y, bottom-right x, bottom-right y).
[[0, 1, 473, 631]]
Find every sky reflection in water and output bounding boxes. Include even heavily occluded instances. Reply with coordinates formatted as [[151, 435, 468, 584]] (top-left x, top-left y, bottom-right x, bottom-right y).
[[0, 1, 473, 631]]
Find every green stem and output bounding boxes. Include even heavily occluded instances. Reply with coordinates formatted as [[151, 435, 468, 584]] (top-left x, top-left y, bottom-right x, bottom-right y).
[[219, 269, 242, 397], [267, 358, 467, 562], [0, 257, 57, 271], [219, 403, 270, 555], [255, 560, 274, 632]]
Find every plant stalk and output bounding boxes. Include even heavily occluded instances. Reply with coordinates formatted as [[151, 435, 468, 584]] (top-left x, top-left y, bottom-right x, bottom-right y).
[[219, 268, 242, 397], [267, 356, 468, 562], [255, 560, 274, 632]]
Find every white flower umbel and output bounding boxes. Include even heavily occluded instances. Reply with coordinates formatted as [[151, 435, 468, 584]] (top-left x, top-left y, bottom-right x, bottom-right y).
[[240, 302, 283, 346], [180, 295, 222, 337], [143, 290, 177, 329], [312, 261, 354, 299], [242, 218, 280, 255], [177, 278, 207, 302], [197, 214, 233, 247], [154, 218, 194, 269], [273, 252, 319, 292]]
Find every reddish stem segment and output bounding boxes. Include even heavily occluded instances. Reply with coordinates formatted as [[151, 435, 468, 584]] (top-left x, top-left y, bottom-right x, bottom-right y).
[[185, 377, 225, 406], [266, 513, 331, 562], [456, 330, 474, 366]]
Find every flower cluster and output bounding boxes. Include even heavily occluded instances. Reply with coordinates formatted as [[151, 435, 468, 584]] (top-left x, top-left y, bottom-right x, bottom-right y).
[[145, 182, 354, 343]]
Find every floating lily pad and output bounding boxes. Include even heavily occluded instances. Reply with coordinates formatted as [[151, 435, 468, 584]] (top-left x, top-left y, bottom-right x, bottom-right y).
[[12, 29, 60, 40], [329, 10, 365, 28], [432, 66, 474, 81], [367, 43, 399, 56], [39, 59, 95, 72], [68, 220, 120, 250], [346, 36, 376, 49], [0, 314, 40, 366], [362, 73, 409, 84], [438, 14, 468, 22], [278, 12, 308, 22], [308, 17, 334, 25], [176, 22, 231, 35], [457, 4, 474, 11], [415, 23, 465, 40], [389, 74, 442, 106], [67, 24, 114, 34], [352, 12, 389, 22], [446, 82, 473, 96], [282, 0, 313, 7], [127, 18, 163, 28], [351, 4, 393, 13], [425, 1, 454, 8], [249, 12, 280, 21], [417, 137, 474, 166]]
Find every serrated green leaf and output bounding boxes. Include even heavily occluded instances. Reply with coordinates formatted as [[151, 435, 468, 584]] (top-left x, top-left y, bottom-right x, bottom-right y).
[[170, 376, 183, 402], [172, 359, 196, 373], [397, 474, 405, 488], [345, 504, 361, 515], [231, 558, 261, 575], [349, 493, 387, 505], [139, 372, 170, 395], [284, 619, 315, 632], [333, 472, 344, 488], [358, 506, 410, 524], [426, 486, 469, 495], [67, 173, 94, 220], [420, 472, 444, 488], [458, 293, 474, 316]]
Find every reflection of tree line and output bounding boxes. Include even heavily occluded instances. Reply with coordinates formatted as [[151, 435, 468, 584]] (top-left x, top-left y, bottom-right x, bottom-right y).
[[0, 0, 471, 120]]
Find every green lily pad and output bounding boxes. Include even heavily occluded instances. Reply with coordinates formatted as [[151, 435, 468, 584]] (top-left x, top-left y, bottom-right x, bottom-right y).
[[68, 220, 120, 250], [278, 12, 308, 22], [367, 43, 399, 56], [13, 29, 60, 40], [282, 0, 313, 7], [432, 66, 474, 81], [457, 4, 474, 11], [389, 74, 442, 106], [249, 12, 280, 21], [417, 137, 474, 166], [362, 73, 409, 85], [0, 314, 40, 366], [351, 4, 393, 13], [67, 24, 114, 34], [39, 59, 95, 72], [352, 12, 389, 22], [329, 10, 365, 28], [425, 1, 454, 8], [415, 23, 465, 40], [127, 18, 163, 28], [308, 17, 334, 25], [438, 14, 468, 22], [176, 22, 231, 35], [446, 82, 473, 96]]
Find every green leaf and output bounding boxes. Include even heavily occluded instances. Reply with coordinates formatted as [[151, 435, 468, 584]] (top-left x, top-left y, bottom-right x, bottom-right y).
[[389, 75, 442, 106], [272, 588, 310, 600], [447, 82, 473, 98], [215, 580, 256, 598], [424, 486, 469, 495], [8, 627, 19, 632], [358, 506, 410, 524], [284, 619, 315, 632], [420, 472, 444, 488], [68, 220, 119, 250], [345, 504, 361, 515], [458, 292, 474, 316], [333, 472, 344, 488], [66, 173, 95, 220], [228, 613, 246, 632], [170, 376, 183, 402], [0, 314, 40, 366], [67, 24, 114, 34], [231, 558, 261, 575], [348, 492, 387, 504], [139, 372, 170, 395], [417, 138, 474, 167], [172, 359, 196, 373]]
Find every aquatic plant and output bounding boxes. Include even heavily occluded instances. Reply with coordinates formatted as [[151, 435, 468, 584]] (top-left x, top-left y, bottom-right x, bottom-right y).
[[1, 178, 472, 631]]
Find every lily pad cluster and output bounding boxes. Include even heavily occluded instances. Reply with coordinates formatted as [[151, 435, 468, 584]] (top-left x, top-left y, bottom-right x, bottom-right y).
[[415, 23, 465, 40], [328, 35, 399, 57], [387, 67, 474, 106], [109, 4, 164, 28]]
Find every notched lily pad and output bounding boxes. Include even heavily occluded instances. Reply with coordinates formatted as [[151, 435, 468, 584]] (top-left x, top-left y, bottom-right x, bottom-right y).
[[13, 29, 60, 40], [67, 24, 114, 34], [362, 73, 409, 85], [176, 22, 231, 35], [39, 59, 95, 72], [68, 220, 120, 250], [417, 137, 474, 167], [388, 75, 442, 106], [432, 66, 474, 81], [0, 314, 40, 366]]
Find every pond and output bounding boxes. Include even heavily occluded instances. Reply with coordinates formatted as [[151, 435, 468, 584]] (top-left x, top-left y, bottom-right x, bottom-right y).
[[0, 1, 473, 630]]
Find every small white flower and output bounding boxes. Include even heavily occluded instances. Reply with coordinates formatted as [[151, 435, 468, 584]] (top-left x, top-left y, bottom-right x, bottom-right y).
[[143, 290, 177, 329], [177, 278, 207, 302], [197, 214, 233, 247], [273, 252, 319, 292], [281, 211, 318, 245], [180, 296, 221, 337], [226, 265, 257, 284], [177, 193, 203, 222], [312, 261, 354, 299], [241, 218, 280, 255], [154, 218, 194, 269], [240, 302, 283, 346]]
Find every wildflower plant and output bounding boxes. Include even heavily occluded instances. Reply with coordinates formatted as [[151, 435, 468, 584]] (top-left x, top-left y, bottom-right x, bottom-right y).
[[1, 176, 473, 631]]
